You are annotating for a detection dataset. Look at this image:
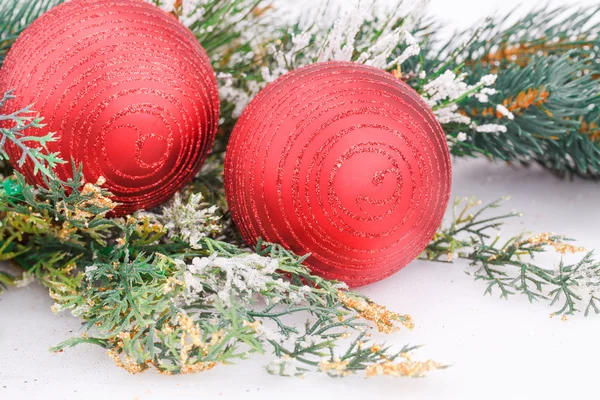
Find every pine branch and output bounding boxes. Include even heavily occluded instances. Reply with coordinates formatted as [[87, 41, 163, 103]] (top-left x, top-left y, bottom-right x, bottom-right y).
[[0, 90, 66, 179], [3, 1, 600, 179], [422, 6, 600, 177], [0, 0, 64, 67], [423, 197, 600, 317]]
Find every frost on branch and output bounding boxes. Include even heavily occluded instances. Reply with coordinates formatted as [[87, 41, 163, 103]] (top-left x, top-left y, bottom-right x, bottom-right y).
[[160, 193, 221, 248], [217, 1, 424, 122], [182, 252, 283, 305]]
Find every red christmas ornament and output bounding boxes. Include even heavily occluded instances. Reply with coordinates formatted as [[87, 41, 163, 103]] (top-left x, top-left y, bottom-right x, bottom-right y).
[[225, 62, 451, 287], [0, 0, 219, 215]]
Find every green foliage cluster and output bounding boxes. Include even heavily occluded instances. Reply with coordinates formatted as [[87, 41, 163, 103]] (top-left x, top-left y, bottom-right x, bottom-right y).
[[425, 197, 600, 317], [0, 152, 429, 376], [422, 7, 600, 176], [0, 91, 65, 179], [0, 0, 64, 66]]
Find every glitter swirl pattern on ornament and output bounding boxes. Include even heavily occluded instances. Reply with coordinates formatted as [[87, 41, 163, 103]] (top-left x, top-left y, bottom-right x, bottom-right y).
[[225, 62, 451, 287], [0, 0, 219, 215]]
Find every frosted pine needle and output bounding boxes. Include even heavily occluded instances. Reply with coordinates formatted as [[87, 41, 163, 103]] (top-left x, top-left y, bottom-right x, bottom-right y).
[[160, 193, 221, 248]]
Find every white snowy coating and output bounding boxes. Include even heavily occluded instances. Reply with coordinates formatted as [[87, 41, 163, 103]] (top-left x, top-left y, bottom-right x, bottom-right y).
[[151, 0, 505, 136], [474, 124, 508, 133], [161, 193, 221, 249], [182, 253, 282, 305]]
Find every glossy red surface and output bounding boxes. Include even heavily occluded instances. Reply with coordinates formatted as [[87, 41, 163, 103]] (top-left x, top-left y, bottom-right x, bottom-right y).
[[225, 62, 451, 286], [0, 0, 219, 215]]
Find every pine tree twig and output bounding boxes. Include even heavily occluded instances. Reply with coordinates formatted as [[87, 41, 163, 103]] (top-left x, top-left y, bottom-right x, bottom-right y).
[[423, 197, 600, 317], [0, 90, 66, 179], [419, 6, 600, 177], [0, 0, 64, 67]]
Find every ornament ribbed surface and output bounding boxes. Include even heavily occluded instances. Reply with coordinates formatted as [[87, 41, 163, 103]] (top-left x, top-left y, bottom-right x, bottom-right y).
[[0, 0, 219, 215], [225, 61, 451, 286]]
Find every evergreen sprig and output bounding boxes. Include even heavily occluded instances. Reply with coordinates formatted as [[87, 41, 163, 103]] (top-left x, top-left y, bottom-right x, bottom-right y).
[[423, 197, 600, 317], [422, 6, 600, 177], [50, 236, 430, 376], [0, 0, 64, 67], [0, 90, 65, 179]]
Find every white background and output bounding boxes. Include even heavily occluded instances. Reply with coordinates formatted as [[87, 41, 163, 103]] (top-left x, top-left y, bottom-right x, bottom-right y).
[[2, 0, 600, 399]]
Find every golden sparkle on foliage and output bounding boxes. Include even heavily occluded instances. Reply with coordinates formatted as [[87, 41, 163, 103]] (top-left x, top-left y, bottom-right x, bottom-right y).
[[177, 313, 208, 366], [179, 361, 217, 375], [163, 276, 184, 294], [479, 39, 592, 69], [168, 0, 183, 17], [127, 216, 166, 247], [365, 357, 445, 378], [580, 119, 600, 143], [57, 221, 77, 241], [175, 314, 226, 375], [243, 320, 261, 332], [162, 324, 174, 335], [55, 176, 116, 224], [501, 87, 550, 114], [135, 216, 165, 234], [79, 178, 117, 212], [550, 312, 570, 321], [338, 291, 414, 334], [466, 87, 551, 120], [526, 233, 585, 254], [318, 358, 351, 377], [392, 64, 402, 79], [107, 348, 147, 374], [210, 330, 225, 346], [252, 5, 274, 17]]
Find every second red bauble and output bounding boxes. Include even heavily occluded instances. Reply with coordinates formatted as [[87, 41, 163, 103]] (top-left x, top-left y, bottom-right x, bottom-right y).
[[0, 0, 219, 215], [225, 61, 451, 286]]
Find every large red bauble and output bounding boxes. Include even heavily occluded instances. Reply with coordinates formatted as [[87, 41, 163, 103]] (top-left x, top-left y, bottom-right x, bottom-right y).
[[0, 0, 219, 215], [225, 61, 451, 287]]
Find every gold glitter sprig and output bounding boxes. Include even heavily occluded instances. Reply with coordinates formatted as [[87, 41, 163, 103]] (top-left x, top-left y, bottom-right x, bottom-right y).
[[318, 358, 351, 377], [366, 357, 445, 378], [525, 232, 586, 254], [107, 348, 147, 374], [338, 290, 414, 334]]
